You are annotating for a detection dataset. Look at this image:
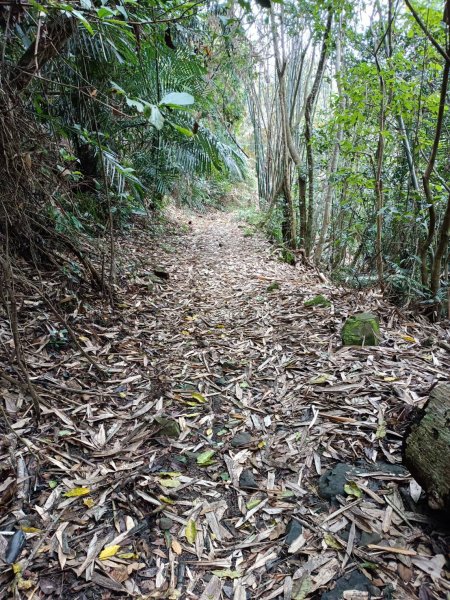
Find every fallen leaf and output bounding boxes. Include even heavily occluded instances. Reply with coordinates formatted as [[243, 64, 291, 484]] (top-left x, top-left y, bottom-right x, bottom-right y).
[[185, 520, 197, 544], [99, 545, 121, 560], [63, 487, 90, 498]]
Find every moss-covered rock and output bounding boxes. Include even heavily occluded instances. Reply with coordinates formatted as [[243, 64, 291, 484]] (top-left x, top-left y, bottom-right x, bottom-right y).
[[342, 312, 381, 346], [304, 294, 331, 308]]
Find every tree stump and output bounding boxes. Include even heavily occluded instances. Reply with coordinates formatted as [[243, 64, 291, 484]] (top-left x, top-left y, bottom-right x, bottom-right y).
[[403, 383, 450, 511]]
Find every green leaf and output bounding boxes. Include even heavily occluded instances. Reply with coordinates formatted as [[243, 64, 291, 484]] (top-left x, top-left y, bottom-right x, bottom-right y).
[[72, 10, 94, 35], [344, 481, 363, 498], [212, 569, 242, 579], [292, 575, 312, 600], [185, 519, 197, 544], [97, 7, 116, 18], [309, 374, 332, 384], [375, 421, 387, 439], [196, 450, 215, 465], [110, 81, 126, 95], [149, 105, 164, 130], [160, 92, 195, 107], [171, 123, 194, 137], [323, 533, 343, 549]]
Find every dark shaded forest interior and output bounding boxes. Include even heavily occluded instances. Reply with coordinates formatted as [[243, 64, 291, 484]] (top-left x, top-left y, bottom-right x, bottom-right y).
[[0, 0, 450, 599]]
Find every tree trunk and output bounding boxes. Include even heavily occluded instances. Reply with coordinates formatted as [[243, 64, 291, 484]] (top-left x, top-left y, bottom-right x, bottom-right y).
[[403, 383, 450, 511], [299, 174, 307, 248], [315, 15, 343, 264], [419, 60, 449, 289], [304, 7, 333, 256], [8, 15, 76, 93], [374, 52, 385, 289], [430, 191, 450, 297]]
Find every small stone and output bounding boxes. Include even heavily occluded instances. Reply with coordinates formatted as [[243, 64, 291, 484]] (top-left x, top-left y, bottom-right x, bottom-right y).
[[159, 517, 173, 531], [304, 294, 331, 308], [342, 312, 381, 346], [321, 571, 375, 600], [239, 469, 258, 490], [231, 432, 252, 448], [154, 416, 180, 438], [285, 519, 303, 545], [318, 463, 358, 500]]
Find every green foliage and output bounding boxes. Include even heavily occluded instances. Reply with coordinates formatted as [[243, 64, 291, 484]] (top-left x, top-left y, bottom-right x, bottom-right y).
[[0, 0, 248, 236]]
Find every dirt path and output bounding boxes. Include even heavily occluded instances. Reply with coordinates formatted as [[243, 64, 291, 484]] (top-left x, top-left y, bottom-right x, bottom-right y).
[[1, 210, 449, 598]]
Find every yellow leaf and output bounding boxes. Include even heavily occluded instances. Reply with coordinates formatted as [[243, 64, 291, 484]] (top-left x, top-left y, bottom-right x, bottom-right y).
[[383, 376, 398, 382], [257, 440, 266, 449], [191, 392, 207, 403], [83, 497, 95, 508], [118, 552, 138, 559], [20, 526, 42, 534], [99, 545, 120, 560], [64, 486, 90, 498], [185, 520, 197, 544], [171, 539, 182, 555], [12, 563, 22, 575], [402, 335, 415, 343], [17, 578, 33, 590], [181, 330, 190, 335]]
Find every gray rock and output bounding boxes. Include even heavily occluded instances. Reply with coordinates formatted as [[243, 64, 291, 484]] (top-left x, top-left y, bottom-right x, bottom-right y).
[[285, 519, 303, 545], [319, 461, 408, 500], [321, 571, 378, 599], [360, 531, 382, 546], [318, 463, 358, 500], [231, 432, 252, 448], [159, 517, 173, 531], [239, 469, 258, 490]]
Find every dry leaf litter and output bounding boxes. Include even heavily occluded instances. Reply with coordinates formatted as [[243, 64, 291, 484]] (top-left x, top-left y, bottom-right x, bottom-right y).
[[0, 209, 449, 599]]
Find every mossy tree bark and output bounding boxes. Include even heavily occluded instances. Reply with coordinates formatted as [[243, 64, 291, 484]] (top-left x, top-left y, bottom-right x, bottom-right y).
[[403, 383, 450, 511]]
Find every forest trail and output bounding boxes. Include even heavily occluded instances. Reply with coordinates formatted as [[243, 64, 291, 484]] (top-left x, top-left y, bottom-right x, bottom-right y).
[[1, 210, 449, 598]]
